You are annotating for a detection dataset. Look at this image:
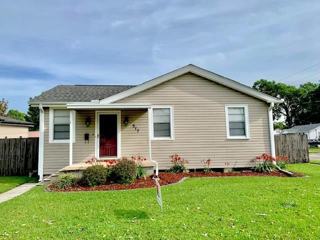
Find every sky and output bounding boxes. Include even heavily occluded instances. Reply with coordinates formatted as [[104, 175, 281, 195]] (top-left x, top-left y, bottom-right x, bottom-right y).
[[0, 0, 319, 112]]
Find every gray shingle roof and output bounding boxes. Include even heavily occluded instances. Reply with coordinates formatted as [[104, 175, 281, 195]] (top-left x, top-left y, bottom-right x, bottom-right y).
[[29, 85, 135, 103], [0, 116, 34, 127], [284, 123, 320, 133]]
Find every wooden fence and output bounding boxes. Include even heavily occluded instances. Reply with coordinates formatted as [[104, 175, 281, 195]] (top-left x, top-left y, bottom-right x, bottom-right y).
[[275, 133, 309, 163], [0, 138, 38, 176]]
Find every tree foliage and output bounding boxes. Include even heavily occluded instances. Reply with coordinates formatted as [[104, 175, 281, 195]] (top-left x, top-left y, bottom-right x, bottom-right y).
[[253, 80, 319, 128], [7, 109, 26, 121], [0, 98, 8, 116], [25, 106, 39, 130]]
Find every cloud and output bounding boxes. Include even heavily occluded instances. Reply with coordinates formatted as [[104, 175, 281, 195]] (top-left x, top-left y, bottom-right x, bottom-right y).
[[0, 0, 319, 112]]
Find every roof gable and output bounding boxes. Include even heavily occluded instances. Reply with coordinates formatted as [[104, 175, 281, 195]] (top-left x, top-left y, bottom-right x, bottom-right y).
[[100, 64, 282, 104]]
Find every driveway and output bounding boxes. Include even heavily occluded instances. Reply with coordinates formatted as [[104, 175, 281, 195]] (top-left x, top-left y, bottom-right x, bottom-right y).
[[310, 153, 320, 161]]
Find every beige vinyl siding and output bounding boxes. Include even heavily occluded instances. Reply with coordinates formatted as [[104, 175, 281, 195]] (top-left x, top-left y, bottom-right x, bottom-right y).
[[117, 73, 271, 169], [43, 108, 69, 174], [121, 110, 149, 158], [0, 125, 29, 139], [73, 110, 95, 164]]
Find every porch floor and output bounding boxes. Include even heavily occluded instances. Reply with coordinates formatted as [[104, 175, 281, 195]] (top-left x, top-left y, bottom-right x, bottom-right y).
[[60, 160, 156, 172]]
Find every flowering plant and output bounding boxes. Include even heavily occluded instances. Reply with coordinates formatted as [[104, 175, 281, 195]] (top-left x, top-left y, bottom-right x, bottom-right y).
[[253, 153, 288, 172], [131, 155, 147, 179], [169, 154, 188, 173], [202, 159, 212, 173]]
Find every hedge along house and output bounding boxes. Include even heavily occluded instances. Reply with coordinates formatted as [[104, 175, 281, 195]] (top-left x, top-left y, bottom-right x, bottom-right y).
[[29, 65, 282, 181]]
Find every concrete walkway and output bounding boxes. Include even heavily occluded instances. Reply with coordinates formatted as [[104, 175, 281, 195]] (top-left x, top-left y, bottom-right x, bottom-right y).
[[0, 183, 37, 204]]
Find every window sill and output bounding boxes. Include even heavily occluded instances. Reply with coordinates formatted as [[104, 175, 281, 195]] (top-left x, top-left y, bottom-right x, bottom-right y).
[[49, 139, 75, 144], [227, 136, 250, 140], [151, 137, 175, 141]]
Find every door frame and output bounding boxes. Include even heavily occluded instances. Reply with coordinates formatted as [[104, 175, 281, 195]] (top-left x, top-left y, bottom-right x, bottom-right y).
[[95, 110, 121, 160]]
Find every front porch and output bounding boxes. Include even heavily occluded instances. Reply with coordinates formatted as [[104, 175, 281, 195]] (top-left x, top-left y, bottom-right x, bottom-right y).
[[65, 103, 155, 173]]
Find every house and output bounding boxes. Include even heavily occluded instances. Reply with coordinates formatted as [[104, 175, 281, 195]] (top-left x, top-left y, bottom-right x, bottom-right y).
[[0, 116, 34, 139], [29, 64, 282, 181], [283, 123, 320, 142]]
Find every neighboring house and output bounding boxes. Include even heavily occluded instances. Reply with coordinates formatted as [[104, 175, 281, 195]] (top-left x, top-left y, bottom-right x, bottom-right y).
[[0, 116, 34, 138], [283, 123, 320, 142], [29, 64, 282, 180]]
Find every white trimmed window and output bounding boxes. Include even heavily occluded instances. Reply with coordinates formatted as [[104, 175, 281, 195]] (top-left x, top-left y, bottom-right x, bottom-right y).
[[53, 110, 70, 140], [151, 107, 174, 140], [225, 105, 250, 139], [49, 109, 75, 143]]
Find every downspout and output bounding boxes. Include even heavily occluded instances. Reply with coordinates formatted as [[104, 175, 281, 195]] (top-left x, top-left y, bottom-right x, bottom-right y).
[[38, 104, 44, 182], [268, 102, 276, 160], [148, 107, 159, 176], [269, 102, 294, 176]]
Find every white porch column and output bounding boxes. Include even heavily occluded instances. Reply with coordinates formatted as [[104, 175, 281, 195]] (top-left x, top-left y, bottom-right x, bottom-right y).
[[38, 104, 44, 181], [268, 103, 276, 158], [69, 110, 75, 166], [148, 107, 159, 176]]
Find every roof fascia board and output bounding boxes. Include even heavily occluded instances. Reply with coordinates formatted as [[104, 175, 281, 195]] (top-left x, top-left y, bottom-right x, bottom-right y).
[[66, 102, 151, 109]]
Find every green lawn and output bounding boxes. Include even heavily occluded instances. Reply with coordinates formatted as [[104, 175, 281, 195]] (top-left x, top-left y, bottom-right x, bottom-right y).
[[309, 147, 320, 153], [0, 176, 35, 194], [310, 159, 320, 164], [0, 165, 320, 239]]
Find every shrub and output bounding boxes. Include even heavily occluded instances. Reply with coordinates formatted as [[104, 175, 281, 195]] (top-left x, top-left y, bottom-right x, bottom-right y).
[[51, 174, 79, 190], [169, 154, 188, 173], [110, 158, 137, 184], [81, 165, 109, 186]]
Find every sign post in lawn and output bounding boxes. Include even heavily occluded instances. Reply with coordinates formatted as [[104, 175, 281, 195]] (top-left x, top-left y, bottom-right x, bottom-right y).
[[153, 176, 163, 210]]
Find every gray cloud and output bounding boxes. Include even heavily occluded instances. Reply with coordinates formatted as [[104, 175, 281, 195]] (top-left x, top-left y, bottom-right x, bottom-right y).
[[0, 0, 319, 111]]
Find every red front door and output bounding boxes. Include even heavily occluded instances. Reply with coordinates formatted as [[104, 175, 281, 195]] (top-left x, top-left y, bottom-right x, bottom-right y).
[[99, 114, 117, 158]]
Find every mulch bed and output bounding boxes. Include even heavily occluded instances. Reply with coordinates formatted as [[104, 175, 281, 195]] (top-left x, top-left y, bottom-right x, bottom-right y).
[[48, 170, 294, 192]]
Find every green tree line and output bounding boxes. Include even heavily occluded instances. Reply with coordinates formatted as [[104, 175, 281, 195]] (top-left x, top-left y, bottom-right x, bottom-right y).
[[253, 80, 320, 129]]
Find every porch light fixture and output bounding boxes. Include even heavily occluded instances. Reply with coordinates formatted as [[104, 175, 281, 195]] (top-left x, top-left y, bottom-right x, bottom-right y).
[[123, 116, 129, 126], [85, 116, 92, 127]]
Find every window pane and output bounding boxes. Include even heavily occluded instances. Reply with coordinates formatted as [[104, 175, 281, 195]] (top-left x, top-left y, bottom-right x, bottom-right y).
[[229, 114, 245, 122], [230, 128, 245, 136], [228, 107, 244, 115], [154, 123, 170, 137], [153, 108, 171, 138], [229, 122, 245, 129], [153, 109, 170, 123], [54, 131, 70, 140], [54, 125, 70, 132]]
